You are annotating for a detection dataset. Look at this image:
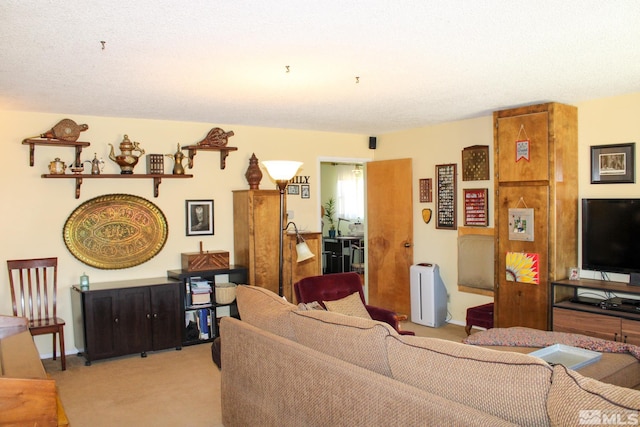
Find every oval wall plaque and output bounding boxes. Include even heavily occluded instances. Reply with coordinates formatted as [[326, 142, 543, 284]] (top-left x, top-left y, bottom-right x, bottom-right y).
[[63, 194, 168, 269]]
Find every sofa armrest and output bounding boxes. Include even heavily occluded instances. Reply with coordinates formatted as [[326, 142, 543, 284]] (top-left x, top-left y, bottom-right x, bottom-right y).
[[366, 305, 415, 335]]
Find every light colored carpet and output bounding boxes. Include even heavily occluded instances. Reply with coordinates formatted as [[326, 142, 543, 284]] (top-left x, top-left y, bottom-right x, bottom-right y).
[[44, 321, 472, 426]]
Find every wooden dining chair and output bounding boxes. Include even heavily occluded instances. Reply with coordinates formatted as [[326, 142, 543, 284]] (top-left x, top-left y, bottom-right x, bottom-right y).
[[7, 257, 66, 370]]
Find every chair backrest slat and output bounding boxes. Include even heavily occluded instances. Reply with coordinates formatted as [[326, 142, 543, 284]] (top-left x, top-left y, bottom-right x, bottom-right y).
[[7, 257, 58, 322]]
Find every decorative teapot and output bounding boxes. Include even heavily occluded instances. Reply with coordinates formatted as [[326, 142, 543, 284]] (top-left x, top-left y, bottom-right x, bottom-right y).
[[108, 135, 145, 174], [84, 153, 105, 175], [165, 143, 186, 175], [49, 157, 66, 174]]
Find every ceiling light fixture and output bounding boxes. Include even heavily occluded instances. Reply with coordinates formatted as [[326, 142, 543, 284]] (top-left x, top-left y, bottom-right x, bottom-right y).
[[355, 76, 359, 83], [100, 41, 106, 50], [285, 65, 290, 73]]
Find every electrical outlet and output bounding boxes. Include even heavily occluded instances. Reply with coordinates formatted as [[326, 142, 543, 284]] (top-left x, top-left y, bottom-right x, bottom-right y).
[[287, 210, 294, 220], [447, 294, 450, 302]]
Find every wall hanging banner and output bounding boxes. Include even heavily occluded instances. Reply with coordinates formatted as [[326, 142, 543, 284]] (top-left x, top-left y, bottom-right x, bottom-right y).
[[505, 252, 540, 284], [515, 124, 530, 162]]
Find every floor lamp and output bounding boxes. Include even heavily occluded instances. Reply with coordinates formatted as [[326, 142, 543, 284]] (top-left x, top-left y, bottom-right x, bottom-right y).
[[262, 160, 314, 297]]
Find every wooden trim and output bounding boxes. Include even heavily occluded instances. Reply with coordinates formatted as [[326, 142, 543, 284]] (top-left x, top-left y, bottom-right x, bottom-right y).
[[457, 284, 494, 297]]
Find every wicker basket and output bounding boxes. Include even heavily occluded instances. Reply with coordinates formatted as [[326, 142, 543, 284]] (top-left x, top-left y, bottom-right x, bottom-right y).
[[215, 283, 237, 304]]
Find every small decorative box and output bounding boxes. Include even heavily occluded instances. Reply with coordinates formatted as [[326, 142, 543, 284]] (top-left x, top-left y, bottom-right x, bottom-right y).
[[181, 250, 229, 272]]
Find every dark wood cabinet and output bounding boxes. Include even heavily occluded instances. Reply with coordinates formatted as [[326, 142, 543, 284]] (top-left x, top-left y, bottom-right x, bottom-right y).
[[71, 277, 182, 365]]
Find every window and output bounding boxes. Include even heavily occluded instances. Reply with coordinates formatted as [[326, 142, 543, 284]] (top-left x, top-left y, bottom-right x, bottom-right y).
[[335, 164, 364, 220]]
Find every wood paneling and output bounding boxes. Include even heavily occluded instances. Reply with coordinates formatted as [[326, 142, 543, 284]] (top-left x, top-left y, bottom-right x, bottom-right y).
[[494, 102, 578, 330]]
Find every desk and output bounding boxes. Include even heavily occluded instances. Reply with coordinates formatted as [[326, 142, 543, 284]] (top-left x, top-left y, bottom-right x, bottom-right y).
[[323, 236, 364, 273]]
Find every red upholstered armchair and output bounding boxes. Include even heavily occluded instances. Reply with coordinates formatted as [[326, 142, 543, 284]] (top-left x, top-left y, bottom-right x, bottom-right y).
[[294, 272, 415, 336]]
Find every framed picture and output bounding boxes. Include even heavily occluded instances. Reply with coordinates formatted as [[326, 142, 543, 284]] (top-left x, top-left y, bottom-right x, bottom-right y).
[[463, 188, 488, 226], [186, 200, 214, 236], [287, 185, 300, 195], [419, 178, 432, 202], [435, 164, 457, 230], [508, 208, 534, 241], [590, 142, 635, 184], [301, 184, 310, 199]]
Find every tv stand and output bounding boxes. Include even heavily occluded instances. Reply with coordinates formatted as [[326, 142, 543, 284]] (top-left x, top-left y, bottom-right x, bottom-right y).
[[630, 272, 640, 286], [551, 278, 640, 345]]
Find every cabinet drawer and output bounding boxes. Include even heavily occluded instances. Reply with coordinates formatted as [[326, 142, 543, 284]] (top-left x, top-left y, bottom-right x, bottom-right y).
[[553, 308, 621, 341], [621, 318, 640, 345]]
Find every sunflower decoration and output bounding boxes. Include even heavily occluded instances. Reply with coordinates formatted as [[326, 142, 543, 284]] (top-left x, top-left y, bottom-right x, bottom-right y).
[[505, 252, 540, 284]]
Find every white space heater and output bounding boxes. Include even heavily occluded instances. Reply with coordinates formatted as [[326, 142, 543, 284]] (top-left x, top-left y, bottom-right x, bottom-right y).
[[410, 263, 448, 327]]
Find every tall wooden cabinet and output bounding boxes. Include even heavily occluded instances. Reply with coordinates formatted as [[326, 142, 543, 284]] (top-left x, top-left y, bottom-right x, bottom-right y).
[[283, 231, 323, 303], [493, 102, 578, 330], [233, 189, 323, 301], [233, 190, 282, 295]]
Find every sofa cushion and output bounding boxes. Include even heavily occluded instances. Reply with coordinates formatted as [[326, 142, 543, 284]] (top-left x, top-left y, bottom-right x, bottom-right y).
[[547, 364, 640, 427], [291, 310, 395, 377], [235, 285, 297, 341], [323, 291, 372, 319], [386, 334, 553, 426]]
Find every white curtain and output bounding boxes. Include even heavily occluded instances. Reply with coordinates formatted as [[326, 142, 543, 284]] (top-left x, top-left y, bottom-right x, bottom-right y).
[[335, 164, 364, 220]]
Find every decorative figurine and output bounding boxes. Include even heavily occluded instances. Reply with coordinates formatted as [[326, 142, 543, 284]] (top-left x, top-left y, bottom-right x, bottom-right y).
[[195, 127, 234, 147], [40, 118, 89, 142], [108, 135, 145, 174], [85, 153, 105, 175], [166, 143, 186, 175], [245, 153, 262, 189], [48, 157, 66, 174]]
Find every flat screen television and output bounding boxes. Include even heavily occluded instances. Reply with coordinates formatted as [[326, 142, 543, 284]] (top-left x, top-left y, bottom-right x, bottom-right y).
[[582, 198, 640, 282]]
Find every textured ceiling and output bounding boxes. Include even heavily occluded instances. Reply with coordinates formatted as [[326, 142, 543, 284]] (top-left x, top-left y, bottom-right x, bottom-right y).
[[1, 1, 640, 135]]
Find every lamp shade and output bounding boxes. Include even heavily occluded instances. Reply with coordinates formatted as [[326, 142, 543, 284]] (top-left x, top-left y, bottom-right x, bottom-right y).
[[262, 160, 303, 181], [296, 241, 315, 262]]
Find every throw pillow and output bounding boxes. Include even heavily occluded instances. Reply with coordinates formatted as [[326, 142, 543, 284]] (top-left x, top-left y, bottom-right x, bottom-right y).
[[323, 292, 372, 319], [297, 301, 325, 311]]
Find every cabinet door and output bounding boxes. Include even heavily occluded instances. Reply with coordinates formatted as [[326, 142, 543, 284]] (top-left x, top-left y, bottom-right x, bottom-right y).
[[553, 308, 621, 341], [149, 283, 182, 350], [496, 185, 549, 329], [83, 291, 118, 361], [621, 319, 640, 345], [496, 111, 549, 183], [117, 287, 152, 355]]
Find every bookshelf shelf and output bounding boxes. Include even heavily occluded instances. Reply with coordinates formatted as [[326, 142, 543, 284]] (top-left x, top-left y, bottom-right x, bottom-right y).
[[167, 265, 247, 346]]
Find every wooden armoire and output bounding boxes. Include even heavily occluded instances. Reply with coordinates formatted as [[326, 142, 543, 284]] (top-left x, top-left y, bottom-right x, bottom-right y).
[[233, 189, 322, 303], [493, 102, 578, 330]]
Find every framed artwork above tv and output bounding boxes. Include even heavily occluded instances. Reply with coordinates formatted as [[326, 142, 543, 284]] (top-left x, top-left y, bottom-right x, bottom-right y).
[[590, 142, 635, 184]]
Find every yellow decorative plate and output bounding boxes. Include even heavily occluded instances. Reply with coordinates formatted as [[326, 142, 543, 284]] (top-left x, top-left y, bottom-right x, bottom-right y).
[[63, 194, 168, 269]]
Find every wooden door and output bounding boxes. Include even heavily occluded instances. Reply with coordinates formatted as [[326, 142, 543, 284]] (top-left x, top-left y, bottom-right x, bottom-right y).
[[496, 111, 549, 182], [366, 158, 413, 315], [149, 283, 182, 351]]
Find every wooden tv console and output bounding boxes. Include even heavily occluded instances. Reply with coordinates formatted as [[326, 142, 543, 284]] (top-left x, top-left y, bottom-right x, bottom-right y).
[[0, 316, 68, 426]]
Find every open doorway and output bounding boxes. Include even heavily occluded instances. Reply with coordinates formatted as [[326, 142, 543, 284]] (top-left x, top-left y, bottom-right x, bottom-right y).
[[320, 161, 365, 275]]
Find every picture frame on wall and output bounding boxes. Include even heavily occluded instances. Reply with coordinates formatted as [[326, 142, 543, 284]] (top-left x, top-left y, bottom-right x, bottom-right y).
[[301, 184, 310, 199], [435, 163, 457, 230], [590, 142, 635, 184], [186, 199, 214, 236], [287, 184, 300, 195]]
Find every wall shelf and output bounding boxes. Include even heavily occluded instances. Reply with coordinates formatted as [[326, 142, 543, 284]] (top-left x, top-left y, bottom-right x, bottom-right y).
[[41, 173, 193, 198], [23, 138, 91, 167], [181, 145, 238, 170]]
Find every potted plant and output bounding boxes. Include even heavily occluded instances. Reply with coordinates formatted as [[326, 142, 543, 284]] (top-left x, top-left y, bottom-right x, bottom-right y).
[[324, 197, 337, 238]]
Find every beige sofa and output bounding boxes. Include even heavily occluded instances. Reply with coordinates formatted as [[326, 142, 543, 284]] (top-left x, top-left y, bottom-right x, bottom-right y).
[[221, 285, 640, 426]]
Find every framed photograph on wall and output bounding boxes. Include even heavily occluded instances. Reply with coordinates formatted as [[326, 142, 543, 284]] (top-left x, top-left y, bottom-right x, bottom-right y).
[[186, 200, 214, 236], [590, 142, 635, 184], [301, 184, 310, 199], [287, 185, 300, 195]]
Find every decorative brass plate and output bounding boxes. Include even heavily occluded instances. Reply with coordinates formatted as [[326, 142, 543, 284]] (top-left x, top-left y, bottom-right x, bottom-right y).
[[63, 194, 168, 269]]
